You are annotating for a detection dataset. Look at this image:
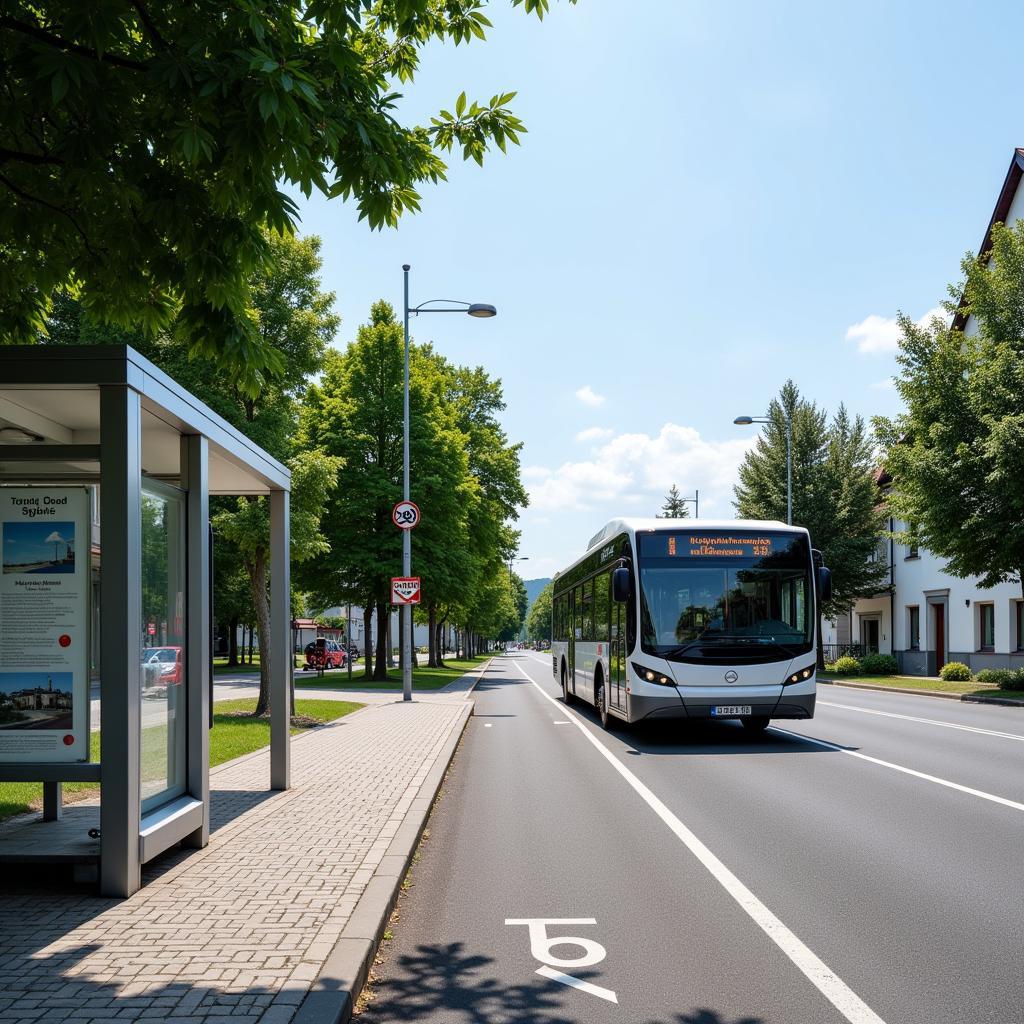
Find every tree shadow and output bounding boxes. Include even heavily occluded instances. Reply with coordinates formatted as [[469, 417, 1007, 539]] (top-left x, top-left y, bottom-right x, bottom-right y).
[[360, 941, 767, 1024]]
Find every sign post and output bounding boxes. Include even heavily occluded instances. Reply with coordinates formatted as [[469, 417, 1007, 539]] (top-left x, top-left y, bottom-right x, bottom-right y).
[[392, 500, 420, 702]]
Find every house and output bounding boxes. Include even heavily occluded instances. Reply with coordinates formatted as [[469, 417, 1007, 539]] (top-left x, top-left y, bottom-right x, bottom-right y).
[[844, 148, 1024, 675]]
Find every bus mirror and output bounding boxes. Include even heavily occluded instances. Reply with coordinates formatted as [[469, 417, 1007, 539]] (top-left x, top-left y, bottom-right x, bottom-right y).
[[817, 566, 832, 603], [612, 566, 631, 603]]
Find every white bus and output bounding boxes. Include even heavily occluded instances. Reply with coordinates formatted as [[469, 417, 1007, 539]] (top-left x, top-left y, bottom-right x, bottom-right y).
[[550, 519, 831, 734]]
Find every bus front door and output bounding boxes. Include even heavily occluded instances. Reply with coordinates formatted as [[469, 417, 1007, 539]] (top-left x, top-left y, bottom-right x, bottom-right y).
[[610, 602, 625, 709]]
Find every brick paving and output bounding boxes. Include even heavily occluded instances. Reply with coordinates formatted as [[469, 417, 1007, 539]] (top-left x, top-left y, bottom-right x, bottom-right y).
[[0, 694, 472, 1024]]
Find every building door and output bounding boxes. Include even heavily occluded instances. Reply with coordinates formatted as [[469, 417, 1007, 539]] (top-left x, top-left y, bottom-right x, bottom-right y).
[[933, 604, 945, 674], [861, 618, 880, 654]]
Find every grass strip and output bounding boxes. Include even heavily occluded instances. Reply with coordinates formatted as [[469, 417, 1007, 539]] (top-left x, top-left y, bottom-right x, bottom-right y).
[[294, 654, 490, 691], [820, 673, 998, 695], [0, 697, 362, 823]]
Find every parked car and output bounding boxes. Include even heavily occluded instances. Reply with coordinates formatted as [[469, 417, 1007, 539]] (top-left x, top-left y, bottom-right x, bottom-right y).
[[303, 639, 346, 670], [142, 646, 183, 687]]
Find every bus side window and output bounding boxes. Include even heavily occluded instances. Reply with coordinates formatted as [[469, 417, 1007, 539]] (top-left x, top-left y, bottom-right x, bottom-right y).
[[595, 572, 610, 642], [573, 586, 583, 640], [582, 579, 594, 641]]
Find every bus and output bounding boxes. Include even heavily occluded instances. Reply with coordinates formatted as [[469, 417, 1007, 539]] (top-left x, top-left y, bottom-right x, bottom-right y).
[[550, 518, 831, 734]]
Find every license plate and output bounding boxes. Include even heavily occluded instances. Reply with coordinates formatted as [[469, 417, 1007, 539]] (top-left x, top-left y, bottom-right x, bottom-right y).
[[710, 705, 752, 716]]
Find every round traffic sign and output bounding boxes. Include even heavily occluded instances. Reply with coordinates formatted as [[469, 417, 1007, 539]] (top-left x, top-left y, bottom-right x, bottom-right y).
[[392, 500, 421, 530]]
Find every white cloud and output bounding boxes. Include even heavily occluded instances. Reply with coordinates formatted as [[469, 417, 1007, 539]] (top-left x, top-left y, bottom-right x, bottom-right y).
[[575, 426, 614, 443], [574, 384, 606, 407], [44, 531, 65, 544], [845, 306, 946, 355], [523, 423, 754, 515]]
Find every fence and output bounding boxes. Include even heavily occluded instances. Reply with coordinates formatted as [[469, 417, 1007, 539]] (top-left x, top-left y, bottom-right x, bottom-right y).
[[821, 643, 877, 662]]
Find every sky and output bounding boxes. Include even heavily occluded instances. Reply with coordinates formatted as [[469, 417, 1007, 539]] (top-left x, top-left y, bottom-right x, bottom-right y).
[[289, 0, 1024, 580]]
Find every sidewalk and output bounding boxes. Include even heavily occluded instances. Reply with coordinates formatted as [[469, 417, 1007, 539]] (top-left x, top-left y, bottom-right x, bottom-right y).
[[0, 662, 486, 1024]]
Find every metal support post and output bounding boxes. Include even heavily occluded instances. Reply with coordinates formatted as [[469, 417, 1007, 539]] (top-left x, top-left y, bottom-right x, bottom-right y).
[[42, 781, 62, 821], [99, 385, 142, 898], [402, 265, 413, 702], [786, 414, 793, 525], [270, 488, 291, 789], [182, 434, 210, 847]]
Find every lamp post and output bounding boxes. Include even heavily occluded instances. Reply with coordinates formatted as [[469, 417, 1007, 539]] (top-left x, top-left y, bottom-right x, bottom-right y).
[[402, 264, 496, 701], [679, 490, 699, 518], [734, 412, 792, 525]]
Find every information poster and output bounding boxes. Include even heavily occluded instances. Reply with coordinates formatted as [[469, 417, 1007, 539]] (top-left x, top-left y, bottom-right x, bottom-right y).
[[0, 488, 90, 762]]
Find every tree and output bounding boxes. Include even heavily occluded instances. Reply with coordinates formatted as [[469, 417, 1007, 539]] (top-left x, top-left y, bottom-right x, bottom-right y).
[[876, 221, 1024, 594], [2, 0, 573, 387], [734, 381, 889, 625], [526, 580, 553, 642], [657, 484, 690, 518], [44, 229, 341, 713], [298, 301, 474, 679]]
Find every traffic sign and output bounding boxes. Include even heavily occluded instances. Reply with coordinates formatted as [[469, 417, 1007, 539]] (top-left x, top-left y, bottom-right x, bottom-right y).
[[391, 577, 421, 605], [392, 500, 420, 530]]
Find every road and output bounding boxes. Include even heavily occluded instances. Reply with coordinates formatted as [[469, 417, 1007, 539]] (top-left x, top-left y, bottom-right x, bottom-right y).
[[362, 651, 1024, 1024]]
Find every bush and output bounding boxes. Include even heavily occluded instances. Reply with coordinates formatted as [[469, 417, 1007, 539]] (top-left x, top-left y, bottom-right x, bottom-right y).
[[859, 653, 899, 676], [939, 661, 972, 682], [976, 668, 1014, 687], [832, 655, 861, 675]]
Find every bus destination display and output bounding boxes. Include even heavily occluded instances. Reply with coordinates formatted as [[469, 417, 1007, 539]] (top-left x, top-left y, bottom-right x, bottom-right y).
[[645, 534, 775, 558]]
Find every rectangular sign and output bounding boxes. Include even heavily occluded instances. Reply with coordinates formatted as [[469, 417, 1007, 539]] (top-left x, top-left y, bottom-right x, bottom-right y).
[[0, 488, 91, 762], [391, 577, 421, 605]]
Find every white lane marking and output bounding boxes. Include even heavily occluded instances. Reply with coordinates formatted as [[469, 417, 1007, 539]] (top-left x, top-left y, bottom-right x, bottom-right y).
[[553, 720, 570, 725], [771, 726, 1024, 813], [820, 701, 1024, 743], [484, 723, 493, 727], [509, 661, 886, 1024], [535, 966, 619, 1004]]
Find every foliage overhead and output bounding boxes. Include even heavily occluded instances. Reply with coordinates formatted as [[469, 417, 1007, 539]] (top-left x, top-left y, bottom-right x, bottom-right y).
[[1, 0, 574, 388], [876, 221, 1024, 593], [526, 579, 552, 641], [733, 380, 889, 619]]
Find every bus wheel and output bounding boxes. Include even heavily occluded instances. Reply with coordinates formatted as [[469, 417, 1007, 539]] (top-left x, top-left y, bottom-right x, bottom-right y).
[[561, 665, 573, 705], [595, 674, 611, 730], [741, 716, 770, 735]]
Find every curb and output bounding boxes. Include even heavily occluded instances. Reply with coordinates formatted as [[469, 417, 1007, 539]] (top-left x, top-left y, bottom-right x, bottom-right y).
[[961, 694, 1024, 706], [292, 699, 475, 1024]]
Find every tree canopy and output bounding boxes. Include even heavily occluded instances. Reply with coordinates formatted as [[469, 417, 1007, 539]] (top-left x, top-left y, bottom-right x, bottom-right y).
[[526, 580, 552, 642], [734, 380, 889, 620], [876, 221, 1024, 593], [1, 0, 573, 389], [657, 484, 690, 518]]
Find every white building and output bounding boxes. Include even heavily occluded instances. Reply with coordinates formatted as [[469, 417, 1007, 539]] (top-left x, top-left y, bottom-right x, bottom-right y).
[[844, 148, 1024, 676]]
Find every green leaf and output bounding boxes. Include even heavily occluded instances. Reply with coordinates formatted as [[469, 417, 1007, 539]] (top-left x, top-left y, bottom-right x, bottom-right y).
[[455, 91, 467, 117]]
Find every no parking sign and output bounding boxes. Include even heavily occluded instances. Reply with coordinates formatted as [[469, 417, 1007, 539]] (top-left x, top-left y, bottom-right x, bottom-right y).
[[391, 577, 421, 605]]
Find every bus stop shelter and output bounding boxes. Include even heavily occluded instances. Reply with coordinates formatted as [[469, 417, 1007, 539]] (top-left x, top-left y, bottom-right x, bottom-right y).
[[0, 345, 291, 897]]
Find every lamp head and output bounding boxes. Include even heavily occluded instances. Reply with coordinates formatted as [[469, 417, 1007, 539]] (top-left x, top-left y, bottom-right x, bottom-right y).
[[467, 303, 497, 318], [733, 416, 754, 426]]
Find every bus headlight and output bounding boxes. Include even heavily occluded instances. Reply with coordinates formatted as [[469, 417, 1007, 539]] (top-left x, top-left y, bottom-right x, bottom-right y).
[[785, 665, 815, 685], [631, 662, 674, 686]]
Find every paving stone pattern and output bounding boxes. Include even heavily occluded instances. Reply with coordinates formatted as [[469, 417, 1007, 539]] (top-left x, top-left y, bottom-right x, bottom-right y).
[[0, 699, 469, 1024]]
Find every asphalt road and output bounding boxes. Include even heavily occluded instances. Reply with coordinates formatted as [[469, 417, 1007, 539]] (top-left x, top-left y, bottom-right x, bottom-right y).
[[362, 651, 1024, 1024]]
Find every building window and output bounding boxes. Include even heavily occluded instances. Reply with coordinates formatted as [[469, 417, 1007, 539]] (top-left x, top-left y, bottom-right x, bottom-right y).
[[978, 603, 995, 652], [908, 606, 920, 651], [1016, 602, 1024, 652], [906, 520, 919, 559]]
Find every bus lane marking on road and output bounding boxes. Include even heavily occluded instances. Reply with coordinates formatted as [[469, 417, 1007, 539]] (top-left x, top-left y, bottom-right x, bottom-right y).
[[770, 726, 1024, 813], [511, 660, 888, 1024], [819, 701, 1024, 743], [505, 918, 618, 1004]]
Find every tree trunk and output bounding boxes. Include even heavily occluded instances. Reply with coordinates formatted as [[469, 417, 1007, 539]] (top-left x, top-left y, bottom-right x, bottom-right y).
[[398, 607, 405, 673], [428, 605, 438, 668], [227, 615, 239, 667], [247, 553, 272, 717], [362, 604, 373, 679], [373, 601, 390, 681]]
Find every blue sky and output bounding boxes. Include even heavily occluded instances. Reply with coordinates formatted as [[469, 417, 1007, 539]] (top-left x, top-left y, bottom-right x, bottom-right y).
[[291, 0, 1022, 579]]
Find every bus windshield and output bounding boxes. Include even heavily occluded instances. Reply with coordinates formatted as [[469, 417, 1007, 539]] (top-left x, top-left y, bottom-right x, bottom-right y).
[[637, 530, 813, 661]]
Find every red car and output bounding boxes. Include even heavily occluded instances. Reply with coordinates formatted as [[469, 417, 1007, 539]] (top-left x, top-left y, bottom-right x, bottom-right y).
[[303, 639, 346, 670], [142, 646, 183, 687]]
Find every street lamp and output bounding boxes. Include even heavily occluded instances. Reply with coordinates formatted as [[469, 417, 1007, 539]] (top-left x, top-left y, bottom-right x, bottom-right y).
[[402, 264, 496, 701], [734, 412, 793, 525]]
